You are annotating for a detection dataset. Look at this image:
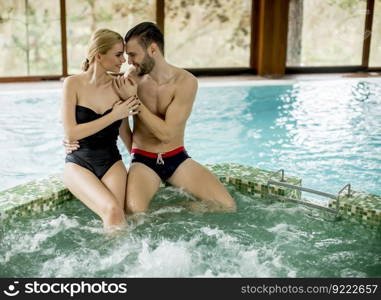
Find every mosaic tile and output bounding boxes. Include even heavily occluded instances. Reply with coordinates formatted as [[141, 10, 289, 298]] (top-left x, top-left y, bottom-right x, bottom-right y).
[[0, 174, 73, 221], [205, 163, 302, 199], [0, 163, 380, 229], [328, 190, 381, 227]]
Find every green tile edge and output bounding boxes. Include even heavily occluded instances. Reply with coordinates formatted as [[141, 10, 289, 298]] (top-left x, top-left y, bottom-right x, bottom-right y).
[[0, 163, 380, 229], [328, 189, 381, 228], [0, 174, 73, 222]]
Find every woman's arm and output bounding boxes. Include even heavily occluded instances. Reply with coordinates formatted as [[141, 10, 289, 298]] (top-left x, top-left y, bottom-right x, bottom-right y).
[[62, 77, 139, 142], [119, 118, 132, 153]]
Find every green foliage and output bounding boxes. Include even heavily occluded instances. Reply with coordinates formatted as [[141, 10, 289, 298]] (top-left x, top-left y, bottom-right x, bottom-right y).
[[327, 0, 367, 11], [166, 0, 250, 51], [12, 34, 26, 52], [0, 5, 15, 24], [0, 0, 62, 75]]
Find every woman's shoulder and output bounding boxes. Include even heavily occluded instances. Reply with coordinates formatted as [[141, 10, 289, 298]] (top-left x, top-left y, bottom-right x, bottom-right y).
[[63, 74, 85, 89]]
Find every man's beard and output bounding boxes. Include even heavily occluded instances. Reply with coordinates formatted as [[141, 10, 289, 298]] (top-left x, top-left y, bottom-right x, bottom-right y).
[[137, 53, 155, 75]]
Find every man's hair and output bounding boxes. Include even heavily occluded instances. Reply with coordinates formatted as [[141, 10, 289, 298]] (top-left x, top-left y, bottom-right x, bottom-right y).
[[124, 22, 164, 55]]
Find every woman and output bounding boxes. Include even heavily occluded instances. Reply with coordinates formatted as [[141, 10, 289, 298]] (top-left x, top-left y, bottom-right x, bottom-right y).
[[62, 29, 139, 229]]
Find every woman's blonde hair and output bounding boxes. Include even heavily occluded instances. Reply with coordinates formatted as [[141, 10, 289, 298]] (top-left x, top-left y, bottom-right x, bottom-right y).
[[81, 29, 124, 71]]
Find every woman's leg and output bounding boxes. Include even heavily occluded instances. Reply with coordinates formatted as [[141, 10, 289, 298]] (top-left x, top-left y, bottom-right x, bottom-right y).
[[64, 162, 126, 228], [101, 160, 128, 212]]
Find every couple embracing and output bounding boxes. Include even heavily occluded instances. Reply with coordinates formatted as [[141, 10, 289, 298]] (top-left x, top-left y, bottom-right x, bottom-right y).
[[62, 22, 236, 230]]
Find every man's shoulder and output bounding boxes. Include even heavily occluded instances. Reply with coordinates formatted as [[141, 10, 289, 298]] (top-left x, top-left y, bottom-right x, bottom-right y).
[[175, 68, 198, 87], [172, 69, 198, 103]]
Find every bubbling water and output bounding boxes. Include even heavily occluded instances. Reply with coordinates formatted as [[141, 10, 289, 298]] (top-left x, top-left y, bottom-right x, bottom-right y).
[[1, 187, 380, 277]]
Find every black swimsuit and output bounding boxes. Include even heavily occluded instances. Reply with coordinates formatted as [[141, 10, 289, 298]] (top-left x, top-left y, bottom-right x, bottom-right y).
[[65, 105, 122, 179], [131, 146, 190, 181]]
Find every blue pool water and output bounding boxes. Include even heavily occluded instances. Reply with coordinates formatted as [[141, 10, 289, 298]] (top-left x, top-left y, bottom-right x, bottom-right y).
[[1, 79, 380, 196], [188, 80, 381, 197], [1, 78, 381, 278]]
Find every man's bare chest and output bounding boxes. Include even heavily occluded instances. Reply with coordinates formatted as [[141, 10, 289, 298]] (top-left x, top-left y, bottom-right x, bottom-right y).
[[138, 81, 175, 117]]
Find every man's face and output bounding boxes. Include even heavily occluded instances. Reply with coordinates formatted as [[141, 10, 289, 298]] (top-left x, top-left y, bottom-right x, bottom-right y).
[[126, 38, 155, 75]]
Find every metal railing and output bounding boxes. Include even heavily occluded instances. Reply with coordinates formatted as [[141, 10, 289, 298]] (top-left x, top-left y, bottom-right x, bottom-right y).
[[266, 169, 351, 216]]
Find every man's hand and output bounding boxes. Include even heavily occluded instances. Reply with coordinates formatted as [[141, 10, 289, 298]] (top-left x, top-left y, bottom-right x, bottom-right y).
[[63, 139, 80, 154], [113, 76, 137, 100]]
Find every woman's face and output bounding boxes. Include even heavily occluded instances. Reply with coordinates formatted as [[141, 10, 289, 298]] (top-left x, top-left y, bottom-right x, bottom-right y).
[[99, 41, 126, 73]]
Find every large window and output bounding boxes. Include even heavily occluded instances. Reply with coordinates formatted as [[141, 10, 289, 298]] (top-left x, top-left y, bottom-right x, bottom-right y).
[[369, 0, 381, 67], [164, 0, 251, 68], [0, 0, 62, 77], [0, 0, 379, 80], [287, 0, 367, 67], [66, 0, 156, 74]]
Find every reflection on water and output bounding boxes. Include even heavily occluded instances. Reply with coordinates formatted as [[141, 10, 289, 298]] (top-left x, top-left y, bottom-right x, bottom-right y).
[[0, 80, 380, 196], [188, 80, 381, 196]]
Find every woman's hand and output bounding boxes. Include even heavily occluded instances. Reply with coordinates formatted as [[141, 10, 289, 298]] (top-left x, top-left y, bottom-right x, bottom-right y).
[[113, 76, 138, 100], [111, 96, 140, 121]]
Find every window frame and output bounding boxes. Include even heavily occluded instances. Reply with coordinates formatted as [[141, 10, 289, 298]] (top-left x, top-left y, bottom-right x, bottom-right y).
[[0, 0, 379, 82]]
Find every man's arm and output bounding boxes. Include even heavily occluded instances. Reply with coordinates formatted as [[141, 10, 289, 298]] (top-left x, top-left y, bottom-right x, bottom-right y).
[[138, 75, 198, 143]]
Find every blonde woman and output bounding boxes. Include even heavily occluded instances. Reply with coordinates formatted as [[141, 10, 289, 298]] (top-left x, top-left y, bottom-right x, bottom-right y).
[[62, 29, 140, 229]]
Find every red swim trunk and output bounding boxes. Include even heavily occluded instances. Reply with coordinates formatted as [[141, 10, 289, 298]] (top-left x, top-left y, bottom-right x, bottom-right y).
[[130, 146, 191, 181]]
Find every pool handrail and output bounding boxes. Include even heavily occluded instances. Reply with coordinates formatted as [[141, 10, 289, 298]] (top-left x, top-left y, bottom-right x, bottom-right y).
[[267, 169, 352, 216]]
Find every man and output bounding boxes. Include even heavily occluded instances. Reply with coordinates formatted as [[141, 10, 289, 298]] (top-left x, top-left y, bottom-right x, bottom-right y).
[[67, 22, 236, 214]]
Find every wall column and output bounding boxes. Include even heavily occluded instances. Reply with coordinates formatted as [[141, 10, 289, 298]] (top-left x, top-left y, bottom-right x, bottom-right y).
[[253, 0, 290, 76]]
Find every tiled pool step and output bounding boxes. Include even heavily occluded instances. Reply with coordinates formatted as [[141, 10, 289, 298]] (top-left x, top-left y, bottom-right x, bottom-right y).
[[329, 192, 381, 227], [0, 174, 71, 222], [0, 163, 380, 228]]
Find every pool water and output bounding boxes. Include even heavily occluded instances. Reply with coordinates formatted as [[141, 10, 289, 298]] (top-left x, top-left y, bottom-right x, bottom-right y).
[[0, 79, 380, 196], [1, 186, 380, 277], [188, 80, 381, 197], [0, 78, 381, 277]]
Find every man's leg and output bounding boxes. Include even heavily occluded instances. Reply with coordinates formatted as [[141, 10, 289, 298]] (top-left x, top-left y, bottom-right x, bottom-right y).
[[167, 159, 236, 212], [125, 162, 161, 214]]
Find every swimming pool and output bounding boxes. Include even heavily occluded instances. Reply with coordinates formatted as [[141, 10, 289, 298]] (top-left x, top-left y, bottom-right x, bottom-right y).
[[0, 78, 380, 195], [1, 184, 380, 277], [0, 78, 380, 277]]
